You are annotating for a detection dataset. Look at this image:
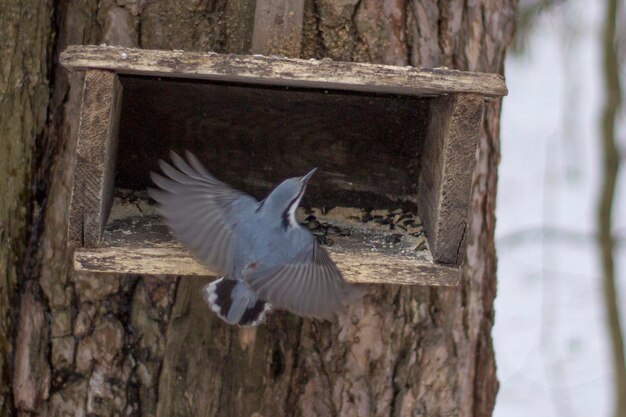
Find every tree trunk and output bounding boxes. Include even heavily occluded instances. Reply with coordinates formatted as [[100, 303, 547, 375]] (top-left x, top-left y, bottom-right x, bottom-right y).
[[1, 1, 517, 416]]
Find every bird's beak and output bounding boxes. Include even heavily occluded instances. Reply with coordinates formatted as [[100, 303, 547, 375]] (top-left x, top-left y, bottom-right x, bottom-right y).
[[300, 168, 317, 184]]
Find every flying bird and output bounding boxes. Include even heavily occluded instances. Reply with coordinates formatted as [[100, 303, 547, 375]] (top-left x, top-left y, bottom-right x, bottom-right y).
[[149, 151, 361, 326]]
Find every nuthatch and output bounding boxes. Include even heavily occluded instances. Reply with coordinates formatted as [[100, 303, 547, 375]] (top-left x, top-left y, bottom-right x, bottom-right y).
[[149, 151, 361, 326]]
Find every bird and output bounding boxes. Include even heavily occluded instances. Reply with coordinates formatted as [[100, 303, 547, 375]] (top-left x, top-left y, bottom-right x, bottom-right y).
[[148, 151, 361, 326]]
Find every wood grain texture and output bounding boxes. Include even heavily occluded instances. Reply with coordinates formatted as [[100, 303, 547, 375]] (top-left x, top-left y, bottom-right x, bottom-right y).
[[68, 70, 122, 246], [252, 0, 305, 56], [73, 246, 458, 285], [418, 93, 484, 264], [72, 215, 459, 286], [60, 45, 508, 97]]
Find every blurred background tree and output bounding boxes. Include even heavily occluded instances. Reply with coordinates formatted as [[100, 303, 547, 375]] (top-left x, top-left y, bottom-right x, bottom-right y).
[[495, 1, 625, 416], [598, 0, 625, 415]]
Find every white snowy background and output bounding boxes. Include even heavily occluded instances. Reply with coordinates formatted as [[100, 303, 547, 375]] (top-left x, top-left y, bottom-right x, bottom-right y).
[[494, 1, 626, 416]]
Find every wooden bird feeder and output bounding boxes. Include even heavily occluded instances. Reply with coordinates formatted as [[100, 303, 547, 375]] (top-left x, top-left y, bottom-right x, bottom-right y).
[[60, 45, 507, 287]]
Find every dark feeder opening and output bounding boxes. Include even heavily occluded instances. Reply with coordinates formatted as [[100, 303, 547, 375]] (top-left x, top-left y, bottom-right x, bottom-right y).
[[113, 75, 431, 213]]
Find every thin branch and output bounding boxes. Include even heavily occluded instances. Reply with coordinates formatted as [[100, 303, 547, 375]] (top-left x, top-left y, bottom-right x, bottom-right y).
[[496, 226, 626, 248], [599, 0, 626, 416]]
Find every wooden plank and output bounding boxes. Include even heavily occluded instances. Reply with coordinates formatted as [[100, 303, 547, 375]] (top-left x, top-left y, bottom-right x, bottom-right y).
[[72, 214, 459, 286], [68, 70, 122, 247], [252, 0, 305, 56], [60, 45, 508, 97], [418, 93, 484, 265], [73, 245, 459, 286]]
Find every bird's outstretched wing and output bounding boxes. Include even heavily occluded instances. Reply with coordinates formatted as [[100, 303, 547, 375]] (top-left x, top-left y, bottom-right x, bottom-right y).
[[148, 151, 257, 275], [243, 240, 359, 320]]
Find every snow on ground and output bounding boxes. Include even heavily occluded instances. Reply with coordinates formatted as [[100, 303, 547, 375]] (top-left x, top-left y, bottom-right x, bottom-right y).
[[494, 1, 626, 416]]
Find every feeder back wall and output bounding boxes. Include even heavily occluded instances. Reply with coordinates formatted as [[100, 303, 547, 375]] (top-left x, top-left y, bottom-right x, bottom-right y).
[[115, 75, 430, 210]]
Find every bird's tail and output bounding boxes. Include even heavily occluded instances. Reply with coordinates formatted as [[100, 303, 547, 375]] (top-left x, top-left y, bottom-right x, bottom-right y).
[[202, 277, 271, 326]]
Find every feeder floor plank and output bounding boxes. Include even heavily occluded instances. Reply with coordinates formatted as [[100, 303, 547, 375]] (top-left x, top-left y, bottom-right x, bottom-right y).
[[74, 211, 459, 286]]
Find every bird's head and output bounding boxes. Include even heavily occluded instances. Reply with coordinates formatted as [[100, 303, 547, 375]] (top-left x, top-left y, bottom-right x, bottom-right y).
[[264, 168, 317, 229]]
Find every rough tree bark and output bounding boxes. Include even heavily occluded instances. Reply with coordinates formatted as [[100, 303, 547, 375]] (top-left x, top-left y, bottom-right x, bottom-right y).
[[1, 1, 517, 416]]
